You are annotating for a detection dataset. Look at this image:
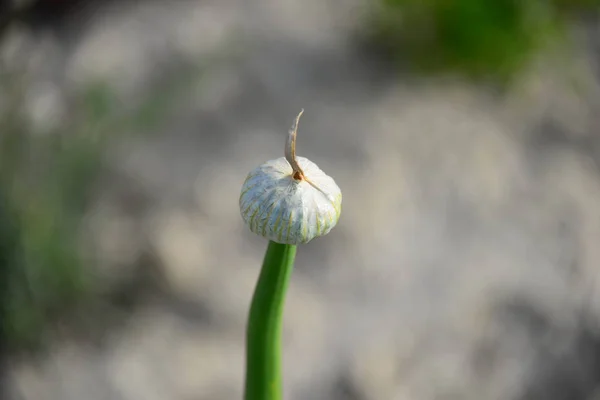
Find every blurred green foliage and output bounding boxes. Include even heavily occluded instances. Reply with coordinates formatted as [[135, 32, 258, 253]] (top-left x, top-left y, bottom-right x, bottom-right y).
[[369, 0, 599, 82], [0, 65, 191, 351], [0, 85, 104, 350]]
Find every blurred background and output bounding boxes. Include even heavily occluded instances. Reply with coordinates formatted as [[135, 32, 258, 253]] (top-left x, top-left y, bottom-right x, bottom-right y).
[[1, 0, 600, 399]]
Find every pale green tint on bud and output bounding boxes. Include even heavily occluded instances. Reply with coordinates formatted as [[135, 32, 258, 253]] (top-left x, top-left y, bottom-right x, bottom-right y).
[[239, 111, 342, 245]]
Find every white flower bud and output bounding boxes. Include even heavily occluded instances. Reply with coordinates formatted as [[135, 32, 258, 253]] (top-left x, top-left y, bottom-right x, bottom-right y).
[[239, 110, 342, 245]]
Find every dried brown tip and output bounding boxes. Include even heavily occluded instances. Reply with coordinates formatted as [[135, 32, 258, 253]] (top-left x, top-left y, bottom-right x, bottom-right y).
[[283, 110, 333, 200], [285, 109, 305, 180]]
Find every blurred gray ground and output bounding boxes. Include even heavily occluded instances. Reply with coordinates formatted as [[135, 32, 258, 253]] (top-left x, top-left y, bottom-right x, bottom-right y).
[[3, 0, 600, 399]]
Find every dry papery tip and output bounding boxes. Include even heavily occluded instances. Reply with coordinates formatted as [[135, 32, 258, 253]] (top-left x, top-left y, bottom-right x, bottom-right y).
[[285, 109, 305, 181], [284, 109, 331, 199]]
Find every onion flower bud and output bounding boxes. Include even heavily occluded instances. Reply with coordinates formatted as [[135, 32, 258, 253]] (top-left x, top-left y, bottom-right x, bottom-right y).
[[239, 110, 342, 244]]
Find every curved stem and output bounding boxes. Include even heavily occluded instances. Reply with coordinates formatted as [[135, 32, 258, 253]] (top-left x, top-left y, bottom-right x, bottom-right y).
[[244, 240, 297, 400]]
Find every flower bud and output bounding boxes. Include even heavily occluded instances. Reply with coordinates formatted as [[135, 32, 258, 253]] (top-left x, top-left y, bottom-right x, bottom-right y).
[[239, 111, 342, 244]]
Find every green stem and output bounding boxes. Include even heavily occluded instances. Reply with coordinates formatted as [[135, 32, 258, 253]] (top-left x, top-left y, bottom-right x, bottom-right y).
[[244, 240, 297, 400]]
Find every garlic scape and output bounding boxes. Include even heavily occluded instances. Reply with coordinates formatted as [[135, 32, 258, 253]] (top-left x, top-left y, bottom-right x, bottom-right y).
[[239, 110, 342, 245], [241, 111, 342, 400]]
